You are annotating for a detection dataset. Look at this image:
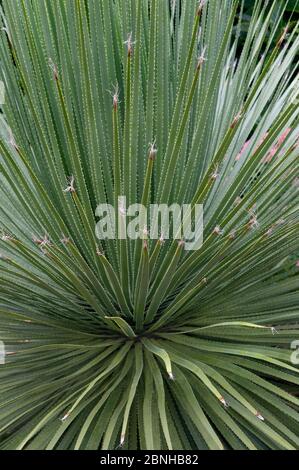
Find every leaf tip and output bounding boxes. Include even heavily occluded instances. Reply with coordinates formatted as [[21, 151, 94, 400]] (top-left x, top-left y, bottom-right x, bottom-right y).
[[256, 412, 264, 421]]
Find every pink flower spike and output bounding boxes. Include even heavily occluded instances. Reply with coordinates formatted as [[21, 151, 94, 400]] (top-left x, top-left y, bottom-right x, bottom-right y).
[[296, 260, 299, 268], [236, 140, 251, 161], [278, 127, 291, 146], [264, 128, 291, 162]]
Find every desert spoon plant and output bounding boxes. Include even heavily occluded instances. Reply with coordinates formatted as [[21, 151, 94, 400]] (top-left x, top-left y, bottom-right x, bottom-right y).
[[0, 0, 298, 450]]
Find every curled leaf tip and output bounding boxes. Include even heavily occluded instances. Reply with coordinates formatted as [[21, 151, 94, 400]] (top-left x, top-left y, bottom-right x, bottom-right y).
[[220, 397, 228, 408], [197, 0, 207, 15], [229, 230, 236, 240], [48, 57, 58, 80], [211, 164, 220, 180], [230, 110, 243, 129], [8, 129, 20, 152], [277, 26, 288, 48], [149, 141, 157, 160], [213, 225, 223, 236], [248, 210, 259, 230], [60, 412, 70, 422], [124, 32, 135, 57], [197, 46, 207, 69], [33, 234, 52, 249], [60, 235, 71, 245], [1, 232, 14, 242], [96, 247, 104, 257], [112, 84, 119, 110], [256, 412, 264, 421], [63, 175, 75, 194], [159, 233, 165, 245]]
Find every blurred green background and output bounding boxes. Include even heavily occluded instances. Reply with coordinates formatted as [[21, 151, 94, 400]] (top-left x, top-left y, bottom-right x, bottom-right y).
[[239, 0, 299, 45], [240, 1, 299, 278]]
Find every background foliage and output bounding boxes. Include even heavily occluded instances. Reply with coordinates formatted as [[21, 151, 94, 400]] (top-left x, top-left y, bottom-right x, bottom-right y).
[[0, 0, 298, 450]]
